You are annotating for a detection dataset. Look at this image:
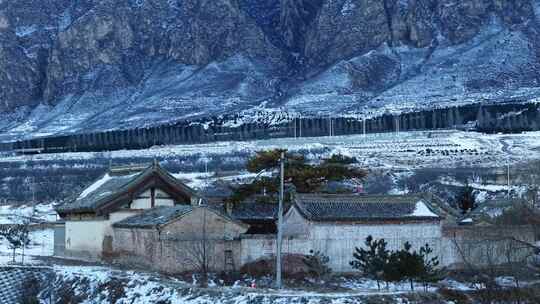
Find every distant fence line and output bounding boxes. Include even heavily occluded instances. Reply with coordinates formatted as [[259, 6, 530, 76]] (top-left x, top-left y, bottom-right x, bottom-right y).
[[1, 101, 538, 155]]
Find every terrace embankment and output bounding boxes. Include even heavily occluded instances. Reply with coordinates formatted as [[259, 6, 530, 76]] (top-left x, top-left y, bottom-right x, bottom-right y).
[[2, 102, 539, 154]]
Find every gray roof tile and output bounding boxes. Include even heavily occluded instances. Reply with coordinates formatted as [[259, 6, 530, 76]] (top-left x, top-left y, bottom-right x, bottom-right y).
[[231, 203, 281, 221], [56, 173, 138, 214], [113, 205, 193, 229], [56, 163, 197, 214], [294, 193, 440, 222]]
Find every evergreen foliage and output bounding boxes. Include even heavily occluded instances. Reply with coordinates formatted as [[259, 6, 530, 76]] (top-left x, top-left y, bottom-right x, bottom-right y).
[[227, 177, 280, 204], [457, 184, 476, 214], [350, 236, 389, 290], [418, 243, 444, 291], [323, 154, 357, 165], [350, 236, 443, 291], [229, 149, 367, 204], [391, 242, 424, 291], [302, 250, 332, 281]]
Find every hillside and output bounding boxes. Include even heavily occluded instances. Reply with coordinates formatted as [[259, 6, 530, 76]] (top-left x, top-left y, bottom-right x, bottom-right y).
[[1, 0, 539, 140]]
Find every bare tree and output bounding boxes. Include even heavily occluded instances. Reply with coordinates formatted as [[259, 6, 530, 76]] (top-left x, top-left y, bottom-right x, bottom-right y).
[[452, 226, 539, 304], [180, 208, 215, 287], [0, 221, 31, 264]]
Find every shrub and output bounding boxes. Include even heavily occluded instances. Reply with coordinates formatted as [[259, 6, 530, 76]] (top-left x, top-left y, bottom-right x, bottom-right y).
[[302, 250, 332, 281], [439, 287, 471, 304]]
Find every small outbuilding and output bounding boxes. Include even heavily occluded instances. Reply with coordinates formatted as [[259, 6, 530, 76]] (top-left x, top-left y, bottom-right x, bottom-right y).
[[55, 163, 200, 259], [281, 193, 443, 272], [112, 204, 249, 273]]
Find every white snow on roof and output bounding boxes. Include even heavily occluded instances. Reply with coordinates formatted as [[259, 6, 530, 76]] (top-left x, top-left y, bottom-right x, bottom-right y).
[[78, 174, 113, 200], [411, 201, 439, 218]]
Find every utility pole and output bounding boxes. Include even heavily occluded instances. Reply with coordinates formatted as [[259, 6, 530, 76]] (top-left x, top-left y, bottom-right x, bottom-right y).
[[507, 160, 511, 198], [363, 119, 366, 137], [298, 116, 302, 138], [276, 151, 285, 289], [31, 176, 35, 204]]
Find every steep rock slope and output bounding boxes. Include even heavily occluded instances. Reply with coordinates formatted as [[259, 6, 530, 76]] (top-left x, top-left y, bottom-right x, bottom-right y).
[[0, 0, 539, 140]]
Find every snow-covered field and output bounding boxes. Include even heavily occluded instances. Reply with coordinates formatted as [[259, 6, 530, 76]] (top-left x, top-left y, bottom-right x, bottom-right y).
[[0, 204, 56, 265], [34, 264, 533, 303], [43, 266, 455, 303], [0, 229, 54, 265], [2, 130, 540, 170], [0, 203, 57, 225]]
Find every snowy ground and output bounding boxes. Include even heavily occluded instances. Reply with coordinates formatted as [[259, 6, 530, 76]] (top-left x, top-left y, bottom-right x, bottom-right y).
[[43, 266, 452, 303], [0, 229, 54, 265], [0, 203, 57, 225], [0, 204, 56, 266], [2, 130, 540, 171], [36, 264, 536, 303]]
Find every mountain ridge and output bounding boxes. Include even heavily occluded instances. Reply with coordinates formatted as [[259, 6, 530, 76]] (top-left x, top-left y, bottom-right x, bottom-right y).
[[0, 0, 539, 140]]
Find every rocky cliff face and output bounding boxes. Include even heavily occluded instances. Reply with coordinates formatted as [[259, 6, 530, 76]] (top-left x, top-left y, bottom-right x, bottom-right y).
[[0, 0, 539, 139]]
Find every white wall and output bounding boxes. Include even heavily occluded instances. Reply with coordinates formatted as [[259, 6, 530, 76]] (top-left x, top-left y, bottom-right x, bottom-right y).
[[244, 210, 445, 272], [65, 220, 110, 258], [240, 236, 311, 266], [282, 207, 310, 237], [309, 222, 443, 272], [63, 185, 178, 259], [131, 188, 174, 209], [64, 210, 139, 258]]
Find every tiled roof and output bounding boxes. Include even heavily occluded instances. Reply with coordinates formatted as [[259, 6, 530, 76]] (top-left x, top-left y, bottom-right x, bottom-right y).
[[294, 193, 440, 222], [113, 205, 193, 229], [458, 198, 528, 224], [0, 267, 49, 304], [56, 163, 197, 214], [230, 203, 281, 221], [56, 172, 138, 214]]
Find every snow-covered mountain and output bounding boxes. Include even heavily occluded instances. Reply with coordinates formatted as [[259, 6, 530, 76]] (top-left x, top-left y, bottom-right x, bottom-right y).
[[1, 0, 539, 139]]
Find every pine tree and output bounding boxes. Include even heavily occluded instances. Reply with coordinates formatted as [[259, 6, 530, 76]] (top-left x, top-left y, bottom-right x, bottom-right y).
[[392, 242, 424, 291], [350, 236, 390, 290], [457, 184, 476, 214], [418, 243, 444, 291], [387, 242, 443, 291], [350, 239, 443, 291], [229, 149, 367, 203], [323, 154, 357, 165]]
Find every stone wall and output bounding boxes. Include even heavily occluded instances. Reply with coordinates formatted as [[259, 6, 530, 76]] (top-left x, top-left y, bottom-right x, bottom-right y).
[[113, 227, 243, 273], [111, 207, 248, 273], [240, 224, 537, 273], [70, 209, 537, 273], [243, 220, 444, 273]]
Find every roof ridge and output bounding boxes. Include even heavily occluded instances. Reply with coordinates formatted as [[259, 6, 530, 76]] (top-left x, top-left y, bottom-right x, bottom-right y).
[[109, 164, 150, 176], [293, 194, 440, 222], [296, 193, 422, 198], [58, 163, 198, 215]]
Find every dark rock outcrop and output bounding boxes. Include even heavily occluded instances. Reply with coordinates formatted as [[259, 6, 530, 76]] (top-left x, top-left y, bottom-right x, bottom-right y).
[[0, 0, 539, 139]]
